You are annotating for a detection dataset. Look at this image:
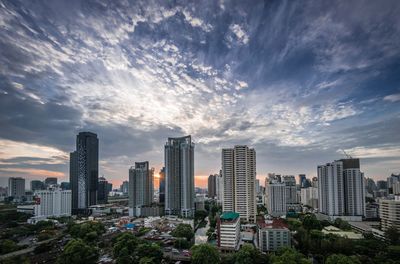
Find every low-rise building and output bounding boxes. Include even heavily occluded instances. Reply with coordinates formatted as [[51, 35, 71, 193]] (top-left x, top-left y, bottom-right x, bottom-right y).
[[379, 196, 400, 231], [217, 212, 240, 251], [257, 218, 291, 252]]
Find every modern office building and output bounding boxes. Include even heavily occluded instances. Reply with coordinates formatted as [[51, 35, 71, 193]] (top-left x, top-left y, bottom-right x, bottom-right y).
[[208, 174, 217, 198], [31, 180, 45, 192], [298, 174, 307, 188], [70, 132, 99, 215], [217, 211, 240, 251], [159, 167, 165, 204], [60, 182, 71, 190], [215, 171, 224, 204], [129, 161, 154, 217], [258, 218, 291, 252], [44, 177, 58, 186], [388, 174, 400, 195], [30, 188, 71, 223], [379, 196, 400, 231], [222, 145, 256, 223], [165, 136, 195, 218], [8, 177, 25, 199], [98, 177, 111, 204], [318, 158, 365, 221], [266, 181, 286, 217]]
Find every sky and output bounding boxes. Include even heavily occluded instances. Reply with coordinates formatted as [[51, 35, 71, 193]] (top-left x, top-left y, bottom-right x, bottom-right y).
[[0, 0, 400, 189]]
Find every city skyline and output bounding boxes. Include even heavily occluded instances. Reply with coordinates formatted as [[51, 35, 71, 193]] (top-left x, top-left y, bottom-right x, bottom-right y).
[[1, 0, 400, 189]]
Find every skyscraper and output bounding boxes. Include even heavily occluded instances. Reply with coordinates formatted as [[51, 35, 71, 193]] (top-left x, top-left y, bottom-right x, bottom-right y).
[[44, 177, 58, 187], [159, 167, 165, 204], [120, 181, 129, 194], [31, 180, 45, 191], [298, 174, 307, 188], [70, 132, 99, 215], [208, 174, 217, 198], [129, 161, 154, 217], [318, 158, 365, 221], [222, 145, 256, 223], [165, 136, 195, 218]]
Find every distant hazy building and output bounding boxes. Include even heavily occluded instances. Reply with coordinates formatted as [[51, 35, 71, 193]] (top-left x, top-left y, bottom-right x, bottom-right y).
[[266, 182, 286, 217], [98, 177, 111, 204], [120, 181, 129, 194], [387, 174, 400, 195], [379, 196, 400, 231], [215, 171, 224, 204], [44, 177, 58, 186], [255, 179, 261, 195], [159, 167, 165, 204], [217, 212, 240, 251], [300, 187, 319, 209], [298, 174, 307, 188], [70, 132, 99, 214], [129, 162, 154, 217], [31, 180, 45, 191], [318, 158, 365, 221], [208, 174, 217, 198], [165, 136, 195, 218], [377, 180, 388, 190], [31, 188, 71, 222], [8, 177, 25, 199], [222, 145, 256, 223]]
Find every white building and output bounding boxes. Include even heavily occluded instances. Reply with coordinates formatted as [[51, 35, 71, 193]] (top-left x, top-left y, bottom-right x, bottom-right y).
[[8, 177, 25, 199], [215, 172, 224, 205], [30, 188, 71, 222], [318, 158, 365, 221], [129, 161, 154, 217], [165, 136, 195, 218], [266, 182, 286, 217], [258, 219, 291, 252], [379, 196, 400, 231], [222, 145, 256, 223], [217, 212, 240, 251], [300, 187, 318, 209]]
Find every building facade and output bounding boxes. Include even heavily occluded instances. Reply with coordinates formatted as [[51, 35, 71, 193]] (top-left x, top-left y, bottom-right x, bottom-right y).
[[208, 174, 217, 198], [165, 136, 195, 218], [318, 158, 365, 221], [31, 180, 45, 192], [379, 196, 400, 231], [32, 188, 71, 222], [129, 161, 154, 217], [258, 219, 291, 252], [222, 145, 256, 223], [98, 177, 110, 204], [70, 132, 99, 214], [44, 177, 58, 187], [8, 177, 25, 199], [159, 167, 165, 204], [217, 212, 240, 251]]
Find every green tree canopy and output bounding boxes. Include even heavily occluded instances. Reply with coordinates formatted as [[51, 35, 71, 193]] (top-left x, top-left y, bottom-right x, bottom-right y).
[[302, 214, 322, 231], [57, 239, 98, 264], [234, 244, 267, 264], [326, 254, 361, 264], [385, 226, 400, 245], [171, 223, 194, 241], [270, 247, 311, 264], [191, 244, 220, 264], [68, 221, 105, 242]]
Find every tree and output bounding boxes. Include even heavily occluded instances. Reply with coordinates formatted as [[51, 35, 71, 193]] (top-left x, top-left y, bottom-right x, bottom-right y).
[[270, 247, 311, 264], [0, 239, 19, 254], [334, 218, 351, 230], [171, 223, 194, 241], [302, 214, 322, 231], [234, 244, 268, 264], [68, 221, 105, 242], [136, 242, 163, 263], [57, 239, 98, 264], [174, 238, 190, 249], [191, 244, 220, 264], [113, 232, 140, 263], [326, 254, 361, 264], [385, 226, 400, 245]]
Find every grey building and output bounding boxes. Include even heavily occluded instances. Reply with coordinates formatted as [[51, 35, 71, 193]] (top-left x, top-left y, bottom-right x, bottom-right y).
[[44, 177, 58, 186], [98, 177, 110, 204], [70, 132, 99, 215], [8, 177, 25, 199], [159, 167, 165, 204], [208, 174, 217, 198], [31, 180, 45, 191], [129, 161, 154, 217], [165, 136, 195, 218]]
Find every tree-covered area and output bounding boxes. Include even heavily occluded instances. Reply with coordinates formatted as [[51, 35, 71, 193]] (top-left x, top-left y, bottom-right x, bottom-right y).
[[288, 214, 400, 263], [57, 238, 99, 264], [67, 220, 105, 243], [112, 232, 163, 264], [171, 223, 194, 241]]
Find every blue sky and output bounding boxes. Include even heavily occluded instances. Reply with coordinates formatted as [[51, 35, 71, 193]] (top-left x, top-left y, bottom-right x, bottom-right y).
[[0, 0, 399, 188]]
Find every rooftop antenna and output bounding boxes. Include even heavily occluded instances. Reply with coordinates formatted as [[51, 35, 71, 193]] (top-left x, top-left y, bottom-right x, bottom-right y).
[[341, 149, 352, 159]]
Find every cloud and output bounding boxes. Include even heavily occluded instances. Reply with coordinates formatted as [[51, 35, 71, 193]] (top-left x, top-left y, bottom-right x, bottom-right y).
[[340, 146, 400, 159], [383, 93, 400, 102], [229, 24, 249, 45]]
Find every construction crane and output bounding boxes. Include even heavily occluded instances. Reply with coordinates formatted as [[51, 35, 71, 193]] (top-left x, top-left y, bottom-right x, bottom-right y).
[[341, 149, 352, 159]]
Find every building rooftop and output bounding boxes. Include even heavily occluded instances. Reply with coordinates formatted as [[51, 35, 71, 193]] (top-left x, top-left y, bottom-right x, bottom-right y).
[[220, 211, 239, 221], [257, 217, 289, 229]]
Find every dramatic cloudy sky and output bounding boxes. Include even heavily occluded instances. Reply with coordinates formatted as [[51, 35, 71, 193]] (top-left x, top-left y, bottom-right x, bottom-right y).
[[1, 0, 400, 189]]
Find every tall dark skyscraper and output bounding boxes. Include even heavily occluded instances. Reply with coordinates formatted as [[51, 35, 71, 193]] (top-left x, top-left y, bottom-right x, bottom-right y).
[[70, 132, 99, 214], [165, 136, 195, 218], [208, 174, 217, 198], [44, 177, 58, 186], [159, 167, 165, 204]]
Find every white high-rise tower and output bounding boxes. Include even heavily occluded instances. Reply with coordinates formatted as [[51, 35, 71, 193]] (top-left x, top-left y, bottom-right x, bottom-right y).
[[222, 145, 256, 223]]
